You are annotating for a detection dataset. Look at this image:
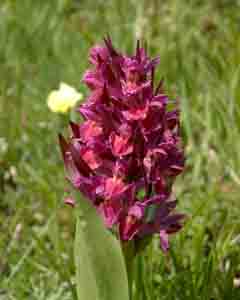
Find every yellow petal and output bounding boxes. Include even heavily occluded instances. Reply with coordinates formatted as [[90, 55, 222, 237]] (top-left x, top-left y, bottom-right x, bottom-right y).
[[47, 82, 83, 113]]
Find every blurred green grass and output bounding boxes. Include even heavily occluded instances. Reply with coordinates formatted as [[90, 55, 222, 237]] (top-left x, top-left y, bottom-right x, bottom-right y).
[[0, 0, 240, 299]]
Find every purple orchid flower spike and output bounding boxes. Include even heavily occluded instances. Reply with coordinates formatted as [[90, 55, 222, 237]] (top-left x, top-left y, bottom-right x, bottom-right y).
[[59, 37, 185, 253]]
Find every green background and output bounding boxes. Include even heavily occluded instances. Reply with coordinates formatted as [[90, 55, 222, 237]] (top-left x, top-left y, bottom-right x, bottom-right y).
[[0, 1, 240, 299]]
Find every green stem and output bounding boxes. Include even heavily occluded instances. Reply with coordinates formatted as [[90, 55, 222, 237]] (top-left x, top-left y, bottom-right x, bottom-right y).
[[126, 257, 134, 299], [121, 241, 136, 300]]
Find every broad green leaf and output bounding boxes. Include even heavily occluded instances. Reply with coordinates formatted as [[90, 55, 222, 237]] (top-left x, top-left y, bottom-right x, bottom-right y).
[[74, 195, 129, 300]]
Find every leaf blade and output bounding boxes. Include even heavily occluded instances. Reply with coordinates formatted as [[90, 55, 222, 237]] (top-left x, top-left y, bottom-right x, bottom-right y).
[[74, 195, 129, 300]]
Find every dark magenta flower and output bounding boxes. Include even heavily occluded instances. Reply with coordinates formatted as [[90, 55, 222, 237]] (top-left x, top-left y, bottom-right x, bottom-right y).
[[59, 37, 185, 252]]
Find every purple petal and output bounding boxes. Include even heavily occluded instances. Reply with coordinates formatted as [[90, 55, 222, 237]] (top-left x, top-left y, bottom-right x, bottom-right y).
[[64, 197, 75, 207], [159, 230, 169, 252]]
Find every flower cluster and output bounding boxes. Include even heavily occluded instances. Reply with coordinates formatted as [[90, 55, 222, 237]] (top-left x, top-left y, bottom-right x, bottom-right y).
[[59, 37, 185, 252]]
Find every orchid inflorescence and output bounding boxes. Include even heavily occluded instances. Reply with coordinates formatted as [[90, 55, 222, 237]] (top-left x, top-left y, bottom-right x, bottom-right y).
[[59, 37, 185, 252]]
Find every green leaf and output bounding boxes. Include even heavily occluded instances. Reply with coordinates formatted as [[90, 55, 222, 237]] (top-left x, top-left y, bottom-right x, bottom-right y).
[[74, 194, 129, 300]]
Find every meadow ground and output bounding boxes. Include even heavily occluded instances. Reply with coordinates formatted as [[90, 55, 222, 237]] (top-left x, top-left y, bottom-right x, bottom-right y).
[[0, 1, 240, 299]]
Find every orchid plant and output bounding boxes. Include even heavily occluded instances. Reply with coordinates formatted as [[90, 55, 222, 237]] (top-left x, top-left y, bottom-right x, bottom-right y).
[[59, 37, 185, 300]]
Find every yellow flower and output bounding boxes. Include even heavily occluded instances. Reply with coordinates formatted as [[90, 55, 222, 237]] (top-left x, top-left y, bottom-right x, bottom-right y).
[[47, 82, 83, 113]]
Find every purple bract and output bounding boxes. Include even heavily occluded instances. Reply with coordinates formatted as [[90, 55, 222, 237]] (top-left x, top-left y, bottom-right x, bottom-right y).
[[59, 37, 185, 252]]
